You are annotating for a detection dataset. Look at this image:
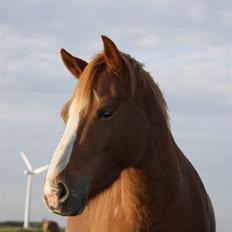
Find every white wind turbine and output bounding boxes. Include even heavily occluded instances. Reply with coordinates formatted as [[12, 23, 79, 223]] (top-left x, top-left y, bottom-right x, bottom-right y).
[[20, 150, 49, 228]]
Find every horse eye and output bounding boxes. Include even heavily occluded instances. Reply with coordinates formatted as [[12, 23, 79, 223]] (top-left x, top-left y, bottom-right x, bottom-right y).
[[97, 108, 115, 119]]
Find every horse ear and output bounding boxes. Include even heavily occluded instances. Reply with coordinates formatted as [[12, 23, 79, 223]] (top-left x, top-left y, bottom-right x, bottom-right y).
[[60, 48, 88, 79], [101, 35, 123, 74]]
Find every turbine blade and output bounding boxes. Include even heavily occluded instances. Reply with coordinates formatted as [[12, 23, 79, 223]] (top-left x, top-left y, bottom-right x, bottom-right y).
[[34, 165, 49, 174], [20, 151, 32, 171]]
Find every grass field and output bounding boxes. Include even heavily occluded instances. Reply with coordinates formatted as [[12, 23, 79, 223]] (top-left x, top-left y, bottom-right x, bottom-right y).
[[0, 221, 65, 232], [0, 227, 42, 232]]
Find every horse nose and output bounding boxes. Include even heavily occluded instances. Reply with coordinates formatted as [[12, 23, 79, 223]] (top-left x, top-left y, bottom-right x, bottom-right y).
[[44, 181, 70, 210], [57, 182, 69, 202]]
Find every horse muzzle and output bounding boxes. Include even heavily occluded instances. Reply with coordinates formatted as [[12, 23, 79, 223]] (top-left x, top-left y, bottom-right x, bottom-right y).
[[43, 180, 89, 216]]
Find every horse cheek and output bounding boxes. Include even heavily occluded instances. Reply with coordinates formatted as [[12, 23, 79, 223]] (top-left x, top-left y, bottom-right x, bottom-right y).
[[110, 107, 148, 167], [125, 117, 148, 166]]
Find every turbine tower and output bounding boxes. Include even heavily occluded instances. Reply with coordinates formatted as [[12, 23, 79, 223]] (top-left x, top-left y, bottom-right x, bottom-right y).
[[20, 150, 49, 228]]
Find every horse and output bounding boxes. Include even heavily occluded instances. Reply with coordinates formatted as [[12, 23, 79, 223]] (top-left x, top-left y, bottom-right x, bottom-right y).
[[42, 220, 60, 232], [43, 36, 215, 232]]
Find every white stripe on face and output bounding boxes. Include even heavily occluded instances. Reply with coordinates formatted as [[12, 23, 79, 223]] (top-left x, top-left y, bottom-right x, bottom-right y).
[[44, 102, 79, 195]]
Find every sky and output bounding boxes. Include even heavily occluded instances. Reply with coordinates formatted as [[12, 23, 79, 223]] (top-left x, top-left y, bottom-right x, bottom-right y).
[[0, 0, 231, 231]]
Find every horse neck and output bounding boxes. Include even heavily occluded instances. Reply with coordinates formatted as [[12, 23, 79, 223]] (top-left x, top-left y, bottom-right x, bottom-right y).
[[66, 134, 182, 232], [137, 122, 184, 225]]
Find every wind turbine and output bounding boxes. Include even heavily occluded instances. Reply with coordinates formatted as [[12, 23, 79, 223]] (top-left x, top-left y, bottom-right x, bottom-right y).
[[20, 150, 49, 228]]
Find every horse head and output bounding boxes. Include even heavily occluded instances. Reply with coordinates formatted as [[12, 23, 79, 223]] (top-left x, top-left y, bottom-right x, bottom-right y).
[[43, 36, 150, 216]]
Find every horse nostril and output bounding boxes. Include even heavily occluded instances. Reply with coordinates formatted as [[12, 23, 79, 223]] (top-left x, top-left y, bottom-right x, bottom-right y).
[[57, 182, 69, 202]]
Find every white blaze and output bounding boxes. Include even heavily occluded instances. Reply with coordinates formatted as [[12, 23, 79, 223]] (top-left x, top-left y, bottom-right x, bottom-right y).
[[44, 102, 79, 195]]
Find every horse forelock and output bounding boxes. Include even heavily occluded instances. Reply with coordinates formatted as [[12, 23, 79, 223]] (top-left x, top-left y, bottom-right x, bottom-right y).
[[70, 52, 169, 128], [70, 54, 104, 115]]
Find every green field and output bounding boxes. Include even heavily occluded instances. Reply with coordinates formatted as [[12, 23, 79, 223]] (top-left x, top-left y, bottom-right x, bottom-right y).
[[0, 222, 42, 232], [0, 221, 65, 232], [0, 227, 42, 232]]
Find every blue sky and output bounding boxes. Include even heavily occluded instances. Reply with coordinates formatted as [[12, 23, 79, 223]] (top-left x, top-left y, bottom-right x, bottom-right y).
[[1, 0, 231, 231]]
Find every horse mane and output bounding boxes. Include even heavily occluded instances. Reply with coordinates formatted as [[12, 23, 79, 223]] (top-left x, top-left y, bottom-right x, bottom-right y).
[[73, 52, 169, 128], [121, 53, 169, 125]]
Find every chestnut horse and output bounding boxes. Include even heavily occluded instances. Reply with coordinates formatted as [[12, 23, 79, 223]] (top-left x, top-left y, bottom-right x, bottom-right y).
[[43, 36, 215, 232]]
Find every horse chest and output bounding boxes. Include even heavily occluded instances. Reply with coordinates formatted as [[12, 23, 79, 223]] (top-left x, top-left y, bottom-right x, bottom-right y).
[[66, 172, 146, 232], [66, 207, 142, 232]]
